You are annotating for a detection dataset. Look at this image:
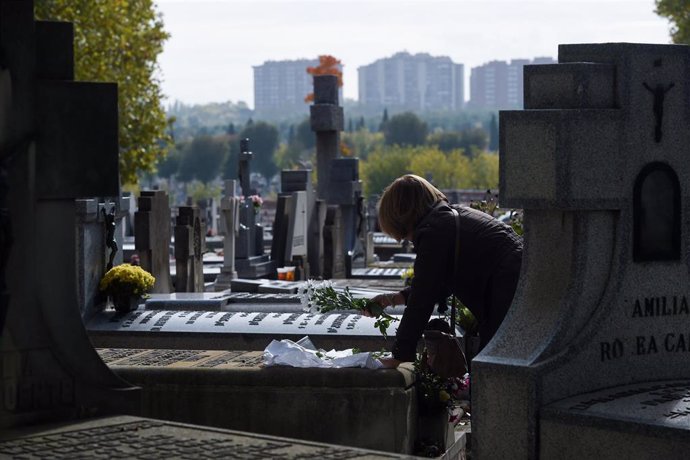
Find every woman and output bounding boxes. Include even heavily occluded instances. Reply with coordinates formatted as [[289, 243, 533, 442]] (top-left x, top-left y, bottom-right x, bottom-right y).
[[371, 175, 522, 368]]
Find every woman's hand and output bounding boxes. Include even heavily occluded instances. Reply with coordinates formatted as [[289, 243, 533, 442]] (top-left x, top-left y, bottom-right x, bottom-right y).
[[365, 292, 405, 317]]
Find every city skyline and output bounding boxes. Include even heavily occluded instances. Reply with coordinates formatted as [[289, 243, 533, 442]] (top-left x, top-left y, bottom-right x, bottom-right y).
[[156, 0, 671, 107]]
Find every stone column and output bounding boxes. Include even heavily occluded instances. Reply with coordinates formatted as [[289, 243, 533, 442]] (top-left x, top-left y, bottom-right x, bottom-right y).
[[310, 75, 344, 201]]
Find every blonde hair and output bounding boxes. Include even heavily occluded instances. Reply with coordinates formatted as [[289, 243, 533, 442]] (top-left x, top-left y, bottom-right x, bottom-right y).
[[377, 174, 447, 241]]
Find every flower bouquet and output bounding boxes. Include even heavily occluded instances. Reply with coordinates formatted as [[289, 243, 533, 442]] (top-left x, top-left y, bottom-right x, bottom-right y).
[[298, 280, 398, 337], [99, 263, 155, 313]]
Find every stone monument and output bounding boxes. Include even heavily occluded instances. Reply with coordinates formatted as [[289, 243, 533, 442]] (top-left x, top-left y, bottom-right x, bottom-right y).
[[174, 205, 205, 292], [235, 138, 273, 278], [310, 75, 343, 202], [135, 190, 172, 293], [0, 4, 139, 429], [214, 179, 241, 291], [473, 43, 690, 459]]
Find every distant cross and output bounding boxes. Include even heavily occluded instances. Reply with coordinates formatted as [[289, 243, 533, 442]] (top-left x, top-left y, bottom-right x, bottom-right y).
[[643, 82, 675, 143], [238, 138, 254, 197]]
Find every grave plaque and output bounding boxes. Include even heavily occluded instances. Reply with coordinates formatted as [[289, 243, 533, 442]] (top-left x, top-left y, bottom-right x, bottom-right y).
[[473, 43, 690, 458], [87, 310, 400, 351]]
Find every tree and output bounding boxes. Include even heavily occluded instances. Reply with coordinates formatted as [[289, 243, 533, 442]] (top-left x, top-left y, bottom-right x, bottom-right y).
[[383, 112, 428, 146], [239, 121, 280, 181], [35, 0, 171, 186], [156, 146, 181, 179], [379, 108, 389, 132], [360, 146, 413, 196], [488, 114, 499, 151], [178, 135, 227, 183], [468, 152, 500, 189], [427, 131, 464, 153], [305, 55, 343, 103], [656, 0, 690, 43], [408, 147, 470, 189]]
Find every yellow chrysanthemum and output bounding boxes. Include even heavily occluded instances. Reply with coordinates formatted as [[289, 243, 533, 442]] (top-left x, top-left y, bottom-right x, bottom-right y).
[[100, 263, 155, 297]]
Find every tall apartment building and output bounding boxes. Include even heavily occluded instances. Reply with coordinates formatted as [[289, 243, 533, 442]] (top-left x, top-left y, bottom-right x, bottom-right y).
[[469, 57, 556, 110], [358, 52, 464, 112], [253, 59, 318, 118]]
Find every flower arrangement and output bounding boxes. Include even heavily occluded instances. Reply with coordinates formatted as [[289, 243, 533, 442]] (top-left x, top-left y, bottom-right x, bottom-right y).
[[414, 353, 470, 417], [249, 194, 262, 214], [401, 267, 414, 287], [298, 280, 398, 337], [99, 263, 155, 298]]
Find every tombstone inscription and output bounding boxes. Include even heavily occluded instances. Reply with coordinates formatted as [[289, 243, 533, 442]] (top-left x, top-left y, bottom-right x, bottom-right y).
[[473, 43, 690, 459]]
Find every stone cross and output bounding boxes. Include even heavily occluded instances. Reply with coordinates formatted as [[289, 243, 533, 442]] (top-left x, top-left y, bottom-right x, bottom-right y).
[[1, 5, 139, 430], [238, 138, 254, 198], [473, 43, 690, 458], [215, 180, 240, 291], [310, 75, 344, 201]]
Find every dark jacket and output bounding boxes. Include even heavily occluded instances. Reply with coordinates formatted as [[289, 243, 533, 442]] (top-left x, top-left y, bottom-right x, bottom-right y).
[[391, 201, 523, 362]]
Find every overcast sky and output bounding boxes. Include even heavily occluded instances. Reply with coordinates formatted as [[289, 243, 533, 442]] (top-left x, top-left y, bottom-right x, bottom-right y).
[[155, 0, 672, 107]]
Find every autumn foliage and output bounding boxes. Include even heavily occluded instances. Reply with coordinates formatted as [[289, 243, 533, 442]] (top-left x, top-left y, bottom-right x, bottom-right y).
[[305, 55, 343, 103]]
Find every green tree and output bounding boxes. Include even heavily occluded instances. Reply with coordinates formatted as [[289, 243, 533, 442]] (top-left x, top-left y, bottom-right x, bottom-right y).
[[409, 148, 471, 189], [178, 135, 227, 183], [384, 112, 428, 146], [342, 129, 384, 160], [427, 131, 464, 153], [156, 146, 181, 179], [656, 0, 690, 43], [222, 135, 240, 181], [468, 152, 499, 189], [360, 145, 413, 196], [488, 114, 499, 151], [35, 0, 171, 186], [239, 121, 280, 181]]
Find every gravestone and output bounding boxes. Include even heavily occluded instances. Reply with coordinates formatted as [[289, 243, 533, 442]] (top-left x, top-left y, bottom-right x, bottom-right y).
[[135, 190, 172, 293], [280, 169, 325, 277], [271, 189, 308, 272], [473, 43, 690, 459], [214, 179, 241, 290], [174, 205, 205, 292], [0, 4, 139, 430], [75, 197, 129, 320], [97, 350, 428, 455], [235, 139, 273, 278], [310, 75, 344, 202], [323, 205, 346, 279], [328, 157, 363, 257]]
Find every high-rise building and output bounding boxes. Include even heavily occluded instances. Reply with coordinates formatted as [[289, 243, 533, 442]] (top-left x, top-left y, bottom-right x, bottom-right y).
[[469, 57, 556, 110], [357, 52, 464, 112], [253, 59, 318, 118]]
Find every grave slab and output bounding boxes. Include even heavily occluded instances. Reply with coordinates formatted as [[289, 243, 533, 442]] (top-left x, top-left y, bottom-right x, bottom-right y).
[[0, 415, 417, 459], [87, 310, 401, 351], [98, 349, 419, 454]]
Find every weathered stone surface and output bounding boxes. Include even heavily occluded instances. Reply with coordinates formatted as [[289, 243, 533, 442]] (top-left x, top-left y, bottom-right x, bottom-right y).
[[524, 62, 615, 110], [1, 1, 138, 430], [474, 43, 690, 459], [135, 190, 173, 293], [0, 415, 413, 459], [100, 350, 418, 454]]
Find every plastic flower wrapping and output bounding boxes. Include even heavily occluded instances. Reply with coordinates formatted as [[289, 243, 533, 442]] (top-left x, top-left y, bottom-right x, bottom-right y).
[[298, 279, 398, 337], [99, 263, 155, 297]]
